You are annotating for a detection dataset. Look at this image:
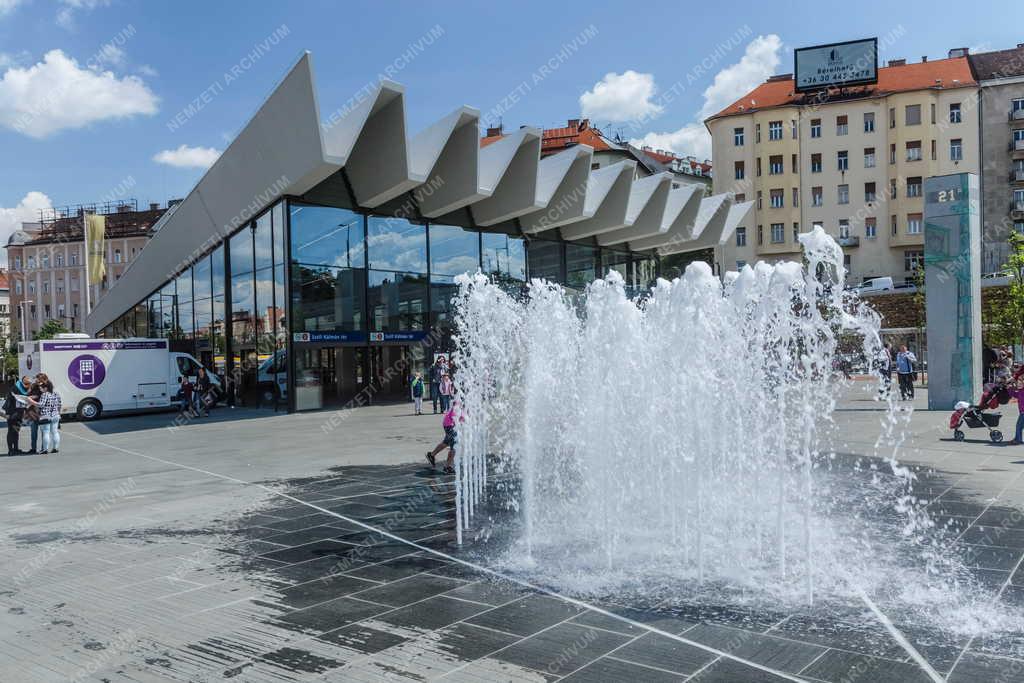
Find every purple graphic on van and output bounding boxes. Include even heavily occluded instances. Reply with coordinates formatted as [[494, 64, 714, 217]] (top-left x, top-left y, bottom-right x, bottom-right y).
[[69, 354, 106, 389]]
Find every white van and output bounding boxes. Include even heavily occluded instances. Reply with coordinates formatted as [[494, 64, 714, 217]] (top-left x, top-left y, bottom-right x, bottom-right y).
[[850, 276, 895, 293], [18, 334, 221, 420]]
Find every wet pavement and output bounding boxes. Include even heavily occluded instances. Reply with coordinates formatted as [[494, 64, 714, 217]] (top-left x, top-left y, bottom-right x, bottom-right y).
[[2, 389, 1024, 681]]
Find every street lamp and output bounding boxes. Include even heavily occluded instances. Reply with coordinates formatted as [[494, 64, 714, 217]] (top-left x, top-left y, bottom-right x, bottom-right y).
[[18, 300, 34, 343]]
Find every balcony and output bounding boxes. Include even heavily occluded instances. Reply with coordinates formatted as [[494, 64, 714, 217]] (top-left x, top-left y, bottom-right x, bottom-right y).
[[1012, 109, 1024, 122], [1011, 169, 1024, 183], [1012, 201, 1024, 219], [837, 236, 860, 248], [1010, 138, 1024, 152]]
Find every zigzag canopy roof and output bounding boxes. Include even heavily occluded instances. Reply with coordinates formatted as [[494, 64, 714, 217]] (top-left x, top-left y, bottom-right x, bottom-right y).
[[87, 52, 740, 333]]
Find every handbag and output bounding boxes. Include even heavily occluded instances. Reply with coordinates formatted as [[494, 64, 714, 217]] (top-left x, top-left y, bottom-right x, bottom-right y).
[[37, 417, 51, 425]]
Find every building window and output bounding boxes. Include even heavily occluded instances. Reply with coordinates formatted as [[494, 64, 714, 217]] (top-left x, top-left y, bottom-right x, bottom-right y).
[[734, 161, 744, 180], [838, 184, 850, 205], [14, 256, 21, 269], [906, 140, 922, 162], [55, 254, 63, 266], [837, 150, 848, 171], [734, 127, 744, 146], [844, 254, 852, 271], [907, 213, 923, 234], [15, 281, 22, 295], [793, 222, 800, 242], [907, 177, 923, 197], [792, 187, 799, 207], [770, 223, 785, 243], [735, 193, 745, 202], [755, 123, 761, 143], [791, 153, 798, 173], [735, 226, 747, 247], [41, 253, 49, 268], [770, 189, 784, 208], [114, 248, 122, 263], [904, 250, 924, 271], [836, 115, 849, 136], [889, 143, 896, 164], [1014, 188, 1024, 208], [812, 187, 823, 207], [950, 138, 963, 161], [864, 147, 876, 168], [27, 256, 35, 269], [905, 104, 921, 126], [769, 155, 783, 174], [756, 158, 762, 176], [839, 220, 851, 239], [891, 215, 898, 235], [950, 102, 962, 123], [889, 107, 896, 128], [42, 281, 49, 294], [1015, 129, 1024, 146], [810, 119, 821, 138], [890, 179, 898, 199], [28, 281, 34, 294], [864, 112, 875, 133], [1014, 98, 1024, 114], [866, 217, 877, 238], [791, 119, 798, 139], [756, 190, 762, 209], [70, 252, 78, 265], [1015, 221, 1024, 233], [769, 120, 783, 140], [757, 225, 763, 245], [736, 260, 747, 270], [811, 153, 822, 173], [865, 182, 876, 202]]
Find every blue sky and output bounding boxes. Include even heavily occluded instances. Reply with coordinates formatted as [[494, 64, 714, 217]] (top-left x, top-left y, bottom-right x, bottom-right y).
[[0, 0, 1020, 245]]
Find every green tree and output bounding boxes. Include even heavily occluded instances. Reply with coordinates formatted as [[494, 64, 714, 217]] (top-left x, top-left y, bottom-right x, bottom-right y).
[[988, 231, 1024, 347], [32, 319, 70, 341]]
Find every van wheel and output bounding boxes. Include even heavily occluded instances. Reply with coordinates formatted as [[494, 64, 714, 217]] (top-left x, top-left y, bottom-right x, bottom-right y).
[[77, 399, 102, 420]]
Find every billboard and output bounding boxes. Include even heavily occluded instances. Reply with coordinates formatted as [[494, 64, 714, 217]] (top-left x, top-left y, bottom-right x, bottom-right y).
[[794, 38, 878, 92]]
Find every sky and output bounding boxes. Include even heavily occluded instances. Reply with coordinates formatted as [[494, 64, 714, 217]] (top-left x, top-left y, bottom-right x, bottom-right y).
[[0, 0, 1021, 250]]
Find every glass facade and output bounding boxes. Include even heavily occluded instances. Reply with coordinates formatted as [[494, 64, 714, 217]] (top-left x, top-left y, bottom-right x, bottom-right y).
[[101, 197, 657, 413]]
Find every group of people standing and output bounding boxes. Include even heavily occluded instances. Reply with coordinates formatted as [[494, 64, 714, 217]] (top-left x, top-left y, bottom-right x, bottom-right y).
[[3, 374, 63, 456], [877, 342, 919, 400], [410, 357, 453, 416], [176, 367, 214, 418]]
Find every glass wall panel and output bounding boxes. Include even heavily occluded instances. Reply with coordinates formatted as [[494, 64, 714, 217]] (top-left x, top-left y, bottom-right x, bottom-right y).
[[429, 224, 479, 276], [566, 244, 598, 289], [133, 302, 147, 337], [367, 216, 426, 273], [368, 271, 427, 331], [272, 202, 285, 266], [173, 270, 193, 340], [291, 204, 364, 268], [291, 265, 365, 332], [527, 239, 562, 282], [602, 249, 630, 281], [254, 212, 273, 271], [147, 293, 162, 337], [211, 245, 226, 375], [160, 281, 177, 339], [230, 228, 256, 347], [193, 253, 212, 299], [430, 274, 458, 342], [632, 256, 657, 290], [482, 233, 526, 282]]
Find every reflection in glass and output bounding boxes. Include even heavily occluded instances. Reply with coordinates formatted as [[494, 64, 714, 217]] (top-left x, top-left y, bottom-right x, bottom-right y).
[[273, 202, 285, 266], [368, 270, 427, 331], [367, 216, 426, 273], [291, 203, 364, 268], [174, 270, 193, 340], [193, 253, 212, 299], [133, 302, 147, 336], [254, 213, 273, 271], [430, 274, 458, 341], [602, 249, 630, 281], [482, 233, 526, 281], [429, 224, 479, 276], [291, 265, 366, 331], [566, 244, 597, 289], [633, 257, 657, 290], [230, 227, 254, 275], [527, 239, 561, 282]]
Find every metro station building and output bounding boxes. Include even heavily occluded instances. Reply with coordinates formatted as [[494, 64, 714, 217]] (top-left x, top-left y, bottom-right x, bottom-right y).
[[87, 54, 751, 412]]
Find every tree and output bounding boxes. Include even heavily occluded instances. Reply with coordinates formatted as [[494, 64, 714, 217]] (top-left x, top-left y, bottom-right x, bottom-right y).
[[32, 319, 70, 341], [987, 231, 1024, 347]]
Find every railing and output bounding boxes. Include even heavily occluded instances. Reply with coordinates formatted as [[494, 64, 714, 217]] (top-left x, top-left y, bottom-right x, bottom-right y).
[[837, 236, 860, 247], [1011, 138, 1024, 152], [1011, 201, 1024, 216], [1010, 169, 1024, 182], [1011, 109, 1024, 121]]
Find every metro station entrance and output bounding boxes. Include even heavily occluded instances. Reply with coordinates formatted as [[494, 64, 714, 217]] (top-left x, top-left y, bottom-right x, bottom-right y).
[[293, 344, 428, 411]]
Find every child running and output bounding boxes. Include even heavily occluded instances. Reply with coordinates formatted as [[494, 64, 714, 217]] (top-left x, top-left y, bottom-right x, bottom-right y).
[[426, 400, 460, 474]]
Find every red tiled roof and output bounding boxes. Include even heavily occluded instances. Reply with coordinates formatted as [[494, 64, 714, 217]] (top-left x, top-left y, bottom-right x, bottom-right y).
[[708, 56, 977, 121], [481, 119, 614, 154], [0, 271, 8, 289]]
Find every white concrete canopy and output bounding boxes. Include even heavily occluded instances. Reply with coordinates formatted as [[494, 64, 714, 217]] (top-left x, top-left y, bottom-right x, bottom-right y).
[[88, 52, 736, 334]]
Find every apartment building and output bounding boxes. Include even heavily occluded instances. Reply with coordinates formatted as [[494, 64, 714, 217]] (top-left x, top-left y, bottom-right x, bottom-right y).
[[706, 52, 978, 284], [6, 201, 167, 340], [968, 44, 1024, 272]]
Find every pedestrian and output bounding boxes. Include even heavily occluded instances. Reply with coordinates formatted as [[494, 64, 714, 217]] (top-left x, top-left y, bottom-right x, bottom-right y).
[[177, 376, 197, 417], [195, 367, 211, 417], [877, 343, 893, 397], [3, 378, 28, 456], [896, 345, 918, 400], [410, 371, 425, 415], [24, 374, 43, 455], [429, 357, 444, 414], [983, 345, 997, 384], [425, 400, 460, 474], [439, 372, 453, 412], [37, 380, 62, 454]]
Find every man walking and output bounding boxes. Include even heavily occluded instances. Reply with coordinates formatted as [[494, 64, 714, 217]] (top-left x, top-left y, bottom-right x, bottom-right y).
[[896, 345, 917, 401], [429, 357, 444, 414]]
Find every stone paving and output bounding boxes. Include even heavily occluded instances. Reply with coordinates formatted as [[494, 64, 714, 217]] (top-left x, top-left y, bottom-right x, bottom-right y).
[[1, 385, 1024, 681]]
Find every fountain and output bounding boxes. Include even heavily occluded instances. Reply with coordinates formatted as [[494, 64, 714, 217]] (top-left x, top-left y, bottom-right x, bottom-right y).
[[448, 228, 1024, 643]]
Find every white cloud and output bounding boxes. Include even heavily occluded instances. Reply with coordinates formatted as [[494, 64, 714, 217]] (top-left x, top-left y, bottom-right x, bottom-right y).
[[630, 34, 784, 160], [137, 64, 158, 77], [56, 0, 110, 29], [0, 191, 52, 249], [580, 70, 663, 123], [0, 0, 23, 17], [0, 49, 158, 138], [153, 144, 221, 169], [95, 43, 125, 68]]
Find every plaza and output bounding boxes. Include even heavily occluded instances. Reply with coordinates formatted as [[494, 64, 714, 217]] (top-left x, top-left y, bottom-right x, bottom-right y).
[[1, 383, 1023, 682]]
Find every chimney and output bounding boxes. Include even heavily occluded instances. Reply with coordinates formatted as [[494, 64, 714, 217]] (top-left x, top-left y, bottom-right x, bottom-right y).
[[567, 118, 580, 129], [116, 203, 131, 213], [579, 118, 589, 130], [485, 125, 502, 137], [642, 145, 652, 152], [887, 58, 906, 67], [149, 202, 159, 211], [948, 47, 969, 58]]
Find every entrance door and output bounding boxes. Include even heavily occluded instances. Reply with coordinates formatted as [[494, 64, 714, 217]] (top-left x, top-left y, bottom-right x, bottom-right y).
[[294, 345, 368, 411], [367, 345, 426, 402]]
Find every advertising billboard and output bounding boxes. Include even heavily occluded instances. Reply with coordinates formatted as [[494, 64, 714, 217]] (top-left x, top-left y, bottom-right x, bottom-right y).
[[794, 38, 878, 92]]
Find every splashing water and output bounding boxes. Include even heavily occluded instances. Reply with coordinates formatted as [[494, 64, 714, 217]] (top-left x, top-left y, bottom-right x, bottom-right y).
[[451, 228, 1024, 637]]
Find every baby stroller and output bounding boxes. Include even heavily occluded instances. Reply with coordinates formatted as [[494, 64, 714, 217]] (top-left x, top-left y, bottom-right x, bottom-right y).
[[949, 382, 1009, 442]]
